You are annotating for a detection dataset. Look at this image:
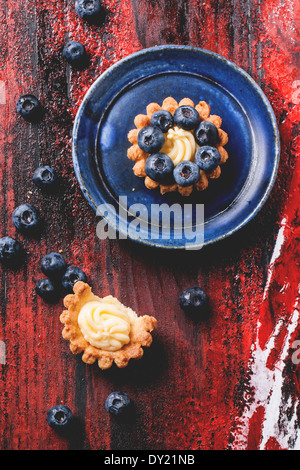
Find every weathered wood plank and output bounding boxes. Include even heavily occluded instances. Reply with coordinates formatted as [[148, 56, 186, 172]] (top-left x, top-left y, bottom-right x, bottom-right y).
[[0, 0, 299, 450]]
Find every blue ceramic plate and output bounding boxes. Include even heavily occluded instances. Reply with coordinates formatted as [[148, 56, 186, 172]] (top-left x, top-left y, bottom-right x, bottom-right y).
[[72, 46, 280, 249]]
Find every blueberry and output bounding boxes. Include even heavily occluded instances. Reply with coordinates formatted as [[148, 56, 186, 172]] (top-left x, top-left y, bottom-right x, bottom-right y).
[[179, 287, 209, 317], [145, 153, 174, 184], [150, 110, 174, 133], [36, 278, 60, 303], [195, 146, 221, 172], [12, 203, 42, 234], [173, 105, 200, 130], [173, 161, 200, 187], [47, 405, 73, 430], [105, 392, 131, 416], [195, 121, 219, 147], [33, 166, 57, 191], [16, 94, 44, 122], [61, 266, 87, 293], [63, 41, 88, 68], [0, 236, 24, 267], [41, 252, 67, 279], [137, 126, 165, 154], [75, 0, 105, 24]]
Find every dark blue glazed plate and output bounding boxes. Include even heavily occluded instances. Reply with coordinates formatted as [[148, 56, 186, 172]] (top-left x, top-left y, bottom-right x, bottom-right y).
[[72, 46, 280, 249]]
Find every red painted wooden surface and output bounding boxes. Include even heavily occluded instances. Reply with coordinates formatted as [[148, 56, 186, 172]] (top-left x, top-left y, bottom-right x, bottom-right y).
[[0, 0, 299, 450]]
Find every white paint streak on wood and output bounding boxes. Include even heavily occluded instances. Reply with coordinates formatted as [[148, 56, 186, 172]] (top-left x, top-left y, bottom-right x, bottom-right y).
[[231, 220, 300, 449], [0, 81, 5, 104]]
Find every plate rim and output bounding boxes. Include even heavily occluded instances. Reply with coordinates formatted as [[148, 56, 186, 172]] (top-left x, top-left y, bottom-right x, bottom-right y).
[[72, 45, 280, 249]]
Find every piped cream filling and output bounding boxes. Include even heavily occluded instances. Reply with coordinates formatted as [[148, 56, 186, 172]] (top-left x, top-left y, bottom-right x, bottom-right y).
[[161, 126, 198, 166], [78, 297, 135, 351]]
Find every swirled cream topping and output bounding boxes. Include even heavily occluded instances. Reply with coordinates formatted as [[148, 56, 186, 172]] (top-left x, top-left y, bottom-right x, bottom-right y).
[[78, 299, 132, 351], [161, 126, 198, 166]]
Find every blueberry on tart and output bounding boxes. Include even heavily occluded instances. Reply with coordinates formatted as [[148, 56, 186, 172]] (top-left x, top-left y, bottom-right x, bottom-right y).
[[127, 97, 229, 196]]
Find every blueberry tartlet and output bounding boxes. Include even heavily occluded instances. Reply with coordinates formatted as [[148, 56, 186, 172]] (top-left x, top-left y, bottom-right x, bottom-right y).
[[60, 281, 157, 370], [127, 97, 229, 196]]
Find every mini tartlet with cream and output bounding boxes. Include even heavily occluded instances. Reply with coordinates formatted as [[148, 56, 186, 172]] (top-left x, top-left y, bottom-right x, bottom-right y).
[[127, 97, 229, 196], [60, 281, 157, 370]]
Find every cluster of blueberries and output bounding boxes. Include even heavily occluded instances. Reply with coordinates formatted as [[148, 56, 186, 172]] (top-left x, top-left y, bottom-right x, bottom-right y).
[[0, 167, 59, 270], [37, 253, 87, 303], [0, 131, 87, 303], [47, 391, 131, 432], [0, 202, 88, 304], [139, 106, 221, 187]]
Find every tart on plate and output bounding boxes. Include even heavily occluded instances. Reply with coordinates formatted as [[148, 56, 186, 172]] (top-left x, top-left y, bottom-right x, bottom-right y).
[[127, 97, 229, 196]]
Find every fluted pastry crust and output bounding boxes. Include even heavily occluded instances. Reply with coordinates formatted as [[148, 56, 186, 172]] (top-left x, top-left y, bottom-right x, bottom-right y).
[[60, 281, 157, 370], [127, 97, 229, 196]]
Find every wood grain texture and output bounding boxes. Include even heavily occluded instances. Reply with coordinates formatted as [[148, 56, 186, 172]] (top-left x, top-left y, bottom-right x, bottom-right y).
[[0, 0, 299, 450]]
